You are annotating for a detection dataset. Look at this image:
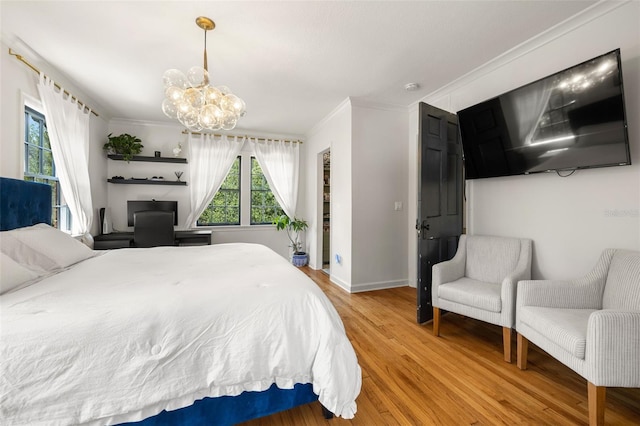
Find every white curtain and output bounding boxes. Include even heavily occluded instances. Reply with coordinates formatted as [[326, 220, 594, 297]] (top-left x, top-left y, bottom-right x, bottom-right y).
[[183, 133, 244, 228], [37, 74, 93, 242], [250, 138, 300, 219]]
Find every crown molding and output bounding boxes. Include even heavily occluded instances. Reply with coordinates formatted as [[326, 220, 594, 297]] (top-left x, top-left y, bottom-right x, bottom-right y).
[[413, 0, 629, 107], [305, 97, 352, 138]]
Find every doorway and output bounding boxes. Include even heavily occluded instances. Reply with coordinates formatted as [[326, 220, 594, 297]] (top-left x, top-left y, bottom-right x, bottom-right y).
[[322, 150, 331, 274]]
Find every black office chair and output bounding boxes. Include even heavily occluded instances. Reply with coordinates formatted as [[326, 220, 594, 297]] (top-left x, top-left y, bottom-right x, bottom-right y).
[[133, 210, 176, 248]]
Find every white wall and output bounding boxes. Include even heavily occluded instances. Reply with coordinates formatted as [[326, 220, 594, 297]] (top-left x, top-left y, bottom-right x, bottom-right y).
[[410, 1, 640, 281], [304, 99, 352, 287], [0, 40, 109, 236], [351, 100, 409, 291]]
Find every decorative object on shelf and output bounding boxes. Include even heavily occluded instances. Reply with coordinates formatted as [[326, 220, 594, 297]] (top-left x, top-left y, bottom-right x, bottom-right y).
[[154, 151, 161, 157], [273, 215, 309, 267], [174, 171, 184, 182], [103, 133, 143, 162], [173, 142, 182, 157], [162, 16, 246, 132]]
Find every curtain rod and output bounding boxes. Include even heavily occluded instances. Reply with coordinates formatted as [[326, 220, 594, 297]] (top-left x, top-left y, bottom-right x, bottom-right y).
[[8, 48, 99, 117], [183, 130, 303, 144]]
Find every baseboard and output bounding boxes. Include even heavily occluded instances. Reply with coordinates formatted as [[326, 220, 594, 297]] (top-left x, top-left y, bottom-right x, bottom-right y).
[[329, 276, 409, 293], [350, 279, 408, 293]]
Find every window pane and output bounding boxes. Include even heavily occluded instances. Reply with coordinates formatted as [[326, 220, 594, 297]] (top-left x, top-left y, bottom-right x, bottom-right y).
[[27, 115, 40, 146], [27, 146, 41, 175], [43, 127, 51, 150], [198, 157, 241, 225], [24, 107, 66, 231], [250, 157, 284, 224], [43, 150, 54, 176]]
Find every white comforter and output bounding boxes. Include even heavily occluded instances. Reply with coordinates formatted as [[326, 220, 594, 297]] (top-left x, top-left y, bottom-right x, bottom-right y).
[[0, 243, 361, 425]]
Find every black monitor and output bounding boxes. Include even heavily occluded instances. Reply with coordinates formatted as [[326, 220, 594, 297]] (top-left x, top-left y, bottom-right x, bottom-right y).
[[127, 200, 178, 226]]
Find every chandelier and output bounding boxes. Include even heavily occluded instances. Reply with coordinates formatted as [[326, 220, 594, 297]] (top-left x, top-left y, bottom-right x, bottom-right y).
[[162, 17, 246, 131]]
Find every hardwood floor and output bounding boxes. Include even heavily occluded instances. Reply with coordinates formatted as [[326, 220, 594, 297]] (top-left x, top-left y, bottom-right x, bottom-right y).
[[243, 267, 640, 425]]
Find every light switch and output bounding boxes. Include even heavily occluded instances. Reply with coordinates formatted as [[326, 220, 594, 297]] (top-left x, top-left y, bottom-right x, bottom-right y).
[[394, 201, 403, 211]]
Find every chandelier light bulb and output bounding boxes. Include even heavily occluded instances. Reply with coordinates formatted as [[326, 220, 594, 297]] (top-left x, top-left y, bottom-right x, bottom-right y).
[[162, 17, 245, 131]]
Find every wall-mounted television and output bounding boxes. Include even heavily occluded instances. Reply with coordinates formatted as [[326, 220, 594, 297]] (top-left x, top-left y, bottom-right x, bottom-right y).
[[127, 200, 178, 226], [458, 49, 631, 179]]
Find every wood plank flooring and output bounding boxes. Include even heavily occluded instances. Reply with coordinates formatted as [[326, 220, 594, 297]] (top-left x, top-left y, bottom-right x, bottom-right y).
[[243, 267, 640, 425]]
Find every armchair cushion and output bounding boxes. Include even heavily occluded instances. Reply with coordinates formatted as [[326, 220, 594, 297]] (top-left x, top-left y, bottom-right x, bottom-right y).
[[438, 278, 502, 313], [466, 236, 522, 284], [519, 307, 596, 359]]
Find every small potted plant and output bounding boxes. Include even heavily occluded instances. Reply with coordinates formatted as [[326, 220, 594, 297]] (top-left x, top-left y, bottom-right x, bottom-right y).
[[103, 133, 143, 162], [273, 215, 309, 267]]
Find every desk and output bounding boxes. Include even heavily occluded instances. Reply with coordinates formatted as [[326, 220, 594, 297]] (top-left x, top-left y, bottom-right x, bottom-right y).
[[94, 230, 212, 250]]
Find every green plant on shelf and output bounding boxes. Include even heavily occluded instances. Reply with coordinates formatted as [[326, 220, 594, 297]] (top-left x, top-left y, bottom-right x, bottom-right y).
[[103, 133, 143, 162]]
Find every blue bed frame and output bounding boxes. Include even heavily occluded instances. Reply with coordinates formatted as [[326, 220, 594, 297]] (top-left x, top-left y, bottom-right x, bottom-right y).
[[0, 176, 327, 425]]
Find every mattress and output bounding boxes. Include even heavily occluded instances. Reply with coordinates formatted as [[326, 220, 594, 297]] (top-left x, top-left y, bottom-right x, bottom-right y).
[[0, 243, 361, 425]]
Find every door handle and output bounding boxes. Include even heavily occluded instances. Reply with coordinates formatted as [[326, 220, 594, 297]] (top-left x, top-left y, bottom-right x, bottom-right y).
[[418, 220, 429, 239]]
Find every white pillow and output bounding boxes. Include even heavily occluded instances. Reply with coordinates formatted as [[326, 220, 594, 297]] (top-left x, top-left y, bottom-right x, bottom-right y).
[[0, 223, 95, 271], [0, 252, 40, 294]]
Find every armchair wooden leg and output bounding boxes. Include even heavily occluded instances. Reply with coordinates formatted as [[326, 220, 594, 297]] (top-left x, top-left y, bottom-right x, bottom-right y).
[[502, 327, 512, 363], [517, 333, 528, 370], [588, 382, 605, 426], [433, 307, 440, 336]]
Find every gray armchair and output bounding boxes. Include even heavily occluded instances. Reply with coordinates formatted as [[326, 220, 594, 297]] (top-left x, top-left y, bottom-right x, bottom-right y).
[[516, 249, 640, 425], [432, 234, 532, 362]]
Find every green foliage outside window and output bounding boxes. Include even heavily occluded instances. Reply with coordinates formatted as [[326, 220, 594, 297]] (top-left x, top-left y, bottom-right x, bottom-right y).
[[198, 157, 241, 225], [251, 158, 283, 224], [197, 156, 284, 226]]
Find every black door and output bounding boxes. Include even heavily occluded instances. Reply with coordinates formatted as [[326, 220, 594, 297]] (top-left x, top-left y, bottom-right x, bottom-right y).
[[417, 102, 464, 324]]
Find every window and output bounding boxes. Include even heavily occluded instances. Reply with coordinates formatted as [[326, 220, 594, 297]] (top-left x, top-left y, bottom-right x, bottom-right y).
[[23, 106, 70, 231], [197, 154, 283, 226], [251, 157, 284, 224], [198, 157, 241, 225]]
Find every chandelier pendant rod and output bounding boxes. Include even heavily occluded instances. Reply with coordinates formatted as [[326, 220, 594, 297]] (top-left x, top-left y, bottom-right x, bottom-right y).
[[203, 28, 208, 73], [196, 16, 214, 83]]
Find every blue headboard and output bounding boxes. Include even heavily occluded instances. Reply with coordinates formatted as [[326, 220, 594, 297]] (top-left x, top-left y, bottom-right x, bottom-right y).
[[0, 177, 52, 231]]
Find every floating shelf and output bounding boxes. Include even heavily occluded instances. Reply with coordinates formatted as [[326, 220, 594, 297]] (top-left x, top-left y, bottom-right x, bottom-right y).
[[108, 154, 187, 164], [108, 179, 186, 186]]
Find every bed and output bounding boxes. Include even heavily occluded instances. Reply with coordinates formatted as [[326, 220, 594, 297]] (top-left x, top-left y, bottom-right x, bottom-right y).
[[0, 177, 361, 425]]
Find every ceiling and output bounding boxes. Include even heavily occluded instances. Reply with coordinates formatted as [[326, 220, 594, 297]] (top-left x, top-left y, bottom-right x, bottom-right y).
[[1, 1, 598, 136]]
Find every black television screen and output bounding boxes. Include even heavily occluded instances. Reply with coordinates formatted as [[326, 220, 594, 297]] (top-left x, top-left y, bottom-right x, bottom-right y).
[[458, 49, 631, 179], [127, 200, 178, 226]]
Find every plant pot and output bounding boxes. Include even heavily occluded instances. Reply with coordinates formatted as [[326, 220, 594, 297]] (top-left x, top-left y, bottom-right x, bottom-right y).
[[292, 252, 308, 267]]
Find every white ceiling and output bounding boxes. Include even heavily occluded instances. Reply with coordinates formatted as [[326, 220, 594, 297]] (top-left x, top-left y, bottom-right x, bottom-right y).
[[1, 1, 598, 136]]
